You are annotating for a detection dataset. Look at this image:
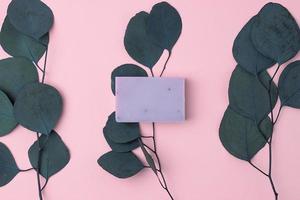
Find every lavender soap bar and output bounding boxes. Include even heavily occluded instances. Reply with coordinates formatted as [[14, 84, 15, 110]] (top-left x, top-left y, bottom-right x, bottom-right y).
[[115, 77, 185, 123]]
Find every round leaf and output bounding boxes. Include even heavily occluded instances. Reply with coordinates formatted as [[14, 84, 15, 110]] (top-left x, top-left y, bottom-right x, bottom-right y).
[[0, 142, 19, 187], [28, 131, 70, 178], [0, 17, 49, 63], [124, 11, 163, 68], [0, 57, 38, 101], [251, 3, 300, 64], [111, 64, 148, 95], [232, 16, 275, 75], [104, 131, 139, 153], [146, 2, 182, 51], [98, 151, 144, 178], [278, 60, 300, 108], [14, 83, 63, 135], [219, 107, 272, 161], [229, 66, 277, 123], [0, 90, 17, 136], [7, 0, 54, 39], [103, 112, 141, 143]]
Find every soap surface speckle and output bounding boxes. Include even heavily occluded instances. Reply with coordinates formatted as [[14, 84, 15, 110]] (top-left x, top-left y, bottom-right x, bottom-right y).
[[116, 77, 185, 123]]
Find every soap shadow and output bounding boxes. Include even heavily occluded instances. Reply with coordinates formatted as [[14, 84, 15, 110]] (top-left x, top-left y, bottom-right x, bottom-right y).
[[185, 79, 196, 121]]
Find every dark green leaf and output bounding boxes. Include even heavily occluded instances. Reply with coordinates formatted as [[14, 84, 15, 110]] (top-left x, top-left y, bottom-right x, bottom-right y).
[[98, 151, 144, 178], [278, 60, 300, 108], [111, 64, 148, 95], [232, 16, 275, 75], [28, 131, 70, 178], [0, 142, 19, 186], [0, 57, 38, 101], [146, 2, 182, 51], [103, 112, 141, 143], [219, 107, 272, 161], [229, 66, 277, 123], [124, 12, 163, 68], [0, 17, 49, 63], [7, 0, 54, 39], [0, 90, 17, 137], [14, 83, 63, 135], [104, 131, 139, 152], [251, 3, 300, 64], [139, 140, 157, 174]]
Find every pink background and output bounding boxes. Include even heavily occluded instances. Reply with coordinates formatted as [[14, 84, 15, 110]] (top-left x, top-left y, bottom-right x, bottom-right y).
[[1, 0, 300, 199]]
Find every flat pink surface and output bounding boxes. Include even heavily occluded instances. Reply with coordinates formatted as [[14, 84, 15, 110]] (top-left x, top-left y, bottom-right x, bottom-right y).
[[0, 0, 300, 200]]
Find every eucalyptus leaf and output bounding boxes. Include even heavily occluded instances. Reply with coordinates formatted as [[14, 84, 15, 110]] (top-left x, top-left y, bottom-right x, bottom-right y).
[[111, 64, 148, 95], [103, 112, 141, 143], [98, 151, 144, 178], [0, 57, 38, 101], [0, 17, 49, 63], [124, 11, 163, 68], [278, 60, 300, 108], [0, 90, 17, 137], [232, 16, 275, 75], [7, 0, 54, 39], [28, 131, 70, 178], [229, 66, 277, 123], [0, 142, 19, 187], [14, 83, 63, 135], [104, 131, 139, 152], [139, 141, 157, 174], [146, 2, 182, 51], [251, 3, 300, 65], [219, 107, 272, 161]]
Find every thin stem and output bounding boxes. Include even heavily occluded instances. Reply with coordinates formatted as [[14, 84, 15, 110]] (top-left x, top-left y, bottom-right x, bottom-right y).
[[141, 136, 154, 138], [266, 64, 280, 200], [41, 47, 48, 83], [150, 123, 174, 199], [248, 161, 268, 177], [35, 44, 49, 200], [150, 69, 155, 77], [36, 133, 43, 200], [19, 167, 35, 172], [143, 143, 156, 154], [159, 51, 172, 77], [274, 105, 283, 125], [41, 178, 49, 191]]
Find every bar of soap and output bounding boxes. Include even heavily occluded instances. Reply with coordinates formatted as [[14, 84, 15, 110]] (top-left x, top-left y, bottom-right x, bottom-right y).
[[115, 77, 185, 123]]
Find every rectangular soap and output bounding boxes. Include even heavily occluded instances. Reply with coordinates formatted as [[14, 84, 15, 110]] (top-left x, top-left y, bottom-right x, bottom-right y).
[[115, 77, 185, 123]]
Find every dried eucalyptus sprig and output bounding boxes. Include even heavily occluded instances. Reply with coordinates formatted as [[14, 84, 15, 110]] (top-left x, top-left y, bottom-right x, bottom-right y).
[[0, 0, 70, 199], [219, 3, 300, 200], [97, 2, 182, 199]]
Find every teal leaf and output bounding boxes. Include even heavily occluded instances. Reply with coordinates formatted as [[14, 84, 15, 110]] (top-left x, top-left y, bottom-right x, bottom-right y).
[[0, 17, 49, 63], [28, 131, 70, 178], [219, 107, 272, 161], [251, 3, 300, 65], [7, 0, 54, 39], [278, 60, 300, 108], [104, 131, 139, 153], [0, 57, 38, 101], [124, 12, 163, 69], [98, 151, 144, 178], [0, 90, 17, 137], [111, 64, 148, 95], [0, 142, 19, 187], [14, 83, 63, 135], [139, 140, 157, 174], [146, 2, 182, 51], [229, 66, 277, 123], [103, 112, 141, 143], [232, 16, 275, 75]]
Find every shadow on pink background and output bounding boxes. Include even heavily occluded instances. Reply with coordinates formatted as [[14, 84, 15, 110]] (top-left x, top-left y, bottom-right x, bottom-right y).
[[0, 0, 300, 199]]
